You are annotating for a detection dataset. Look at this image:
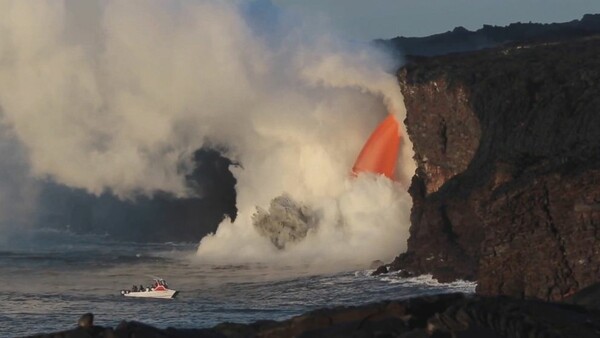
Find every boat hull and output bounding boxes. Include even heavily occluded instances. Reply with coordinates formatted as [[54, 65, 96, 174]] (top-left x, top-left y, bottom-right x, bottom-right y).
[[122, 289, 178, 299]]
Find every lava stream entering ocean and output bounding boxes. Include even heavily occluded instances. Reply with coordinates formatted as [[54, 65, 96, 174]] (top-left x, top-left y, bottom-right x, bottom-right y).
[[352, 114, 401, 180]]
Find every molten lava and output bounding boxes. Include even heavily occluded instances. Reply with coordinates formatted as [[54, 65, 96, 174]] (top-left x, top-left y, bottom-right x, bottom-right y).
[[352, 114, 401, 180]]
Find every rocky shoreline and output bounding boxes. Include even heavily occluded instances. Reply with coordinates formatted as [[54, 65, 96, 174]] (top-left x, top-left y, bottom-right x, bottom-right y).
[[26, 283, 600, 338]]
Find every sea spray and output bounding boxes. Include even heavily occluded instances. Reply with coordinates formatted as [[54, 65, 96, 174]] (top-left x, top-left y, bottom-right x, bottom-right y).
[[192, 2, 415, 271], [197, 175, 412, 273], [0, 0, 415, 270]]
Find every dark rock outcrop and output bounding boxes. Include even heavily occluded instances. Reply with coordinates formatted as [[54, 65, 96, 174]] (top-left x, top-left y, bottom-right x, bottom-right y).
[[390, 34, 600, 300], [36, 148, 237, 243], [26, 289, 600, 337], [372, 264, 389, 275], [376, 13, 600, 57], [565, 280, 600, 311]]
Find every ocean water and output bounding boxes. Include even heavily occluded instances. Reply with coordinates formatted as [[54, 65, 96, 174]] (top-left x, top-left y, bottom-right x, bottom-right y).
[[0, 229, 475, 337]]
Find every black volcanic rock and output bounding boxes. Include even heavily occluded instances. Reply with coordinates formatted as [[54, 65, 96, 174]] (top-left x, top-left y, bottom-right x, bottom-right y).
[[371, 264, 388, 276], [390, 34, 600, 300], [565, 282, 600, 311], [36, 148, 237, 243], [77, 313, 94, 328]]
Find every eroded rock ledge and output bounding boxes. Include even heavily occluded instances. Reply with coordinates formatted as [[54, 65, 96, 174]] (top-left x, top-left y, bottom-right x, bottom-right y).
[[390, 35, 600, 300]]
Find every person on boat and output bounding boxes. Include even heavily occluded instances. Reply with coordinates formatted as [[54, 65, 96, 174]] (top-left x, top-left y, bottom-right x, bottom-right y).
[[132, 285, 138, 292], [139, 284, 144, 291]]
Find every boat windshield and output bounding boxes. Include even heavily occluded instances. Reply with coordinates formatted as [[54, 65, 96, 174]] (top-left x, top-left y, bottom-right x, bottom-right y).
[[152, 279, 168, 288]]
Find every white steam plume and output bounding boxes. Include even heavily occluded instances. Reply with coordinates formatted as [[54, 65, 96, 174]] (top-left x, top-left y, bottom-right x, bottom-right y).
[[0, 0, 415, 270]]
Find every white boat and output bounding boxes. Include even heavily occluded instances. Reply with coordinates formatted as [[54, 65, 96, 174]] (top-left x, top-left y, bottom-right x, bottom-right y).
[[121, 278, 178, 299]]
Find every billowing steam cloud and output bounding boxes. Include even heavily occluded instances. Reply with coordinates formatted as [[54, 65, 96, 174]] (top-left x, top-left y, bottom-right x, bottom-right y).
[[1, 0, 260, 198], [0, 0, 415, 270]]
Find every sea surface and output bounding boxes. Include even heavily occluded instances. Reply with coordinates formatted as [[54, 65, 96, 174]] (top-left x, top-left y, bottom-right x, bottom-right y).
[[0, 229, 475, 337]]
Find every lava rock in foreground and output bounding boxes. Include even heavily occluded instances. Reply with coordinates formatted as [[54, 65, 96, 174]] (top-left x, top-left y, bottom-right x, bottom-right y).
[[25, 285, 600, 338]]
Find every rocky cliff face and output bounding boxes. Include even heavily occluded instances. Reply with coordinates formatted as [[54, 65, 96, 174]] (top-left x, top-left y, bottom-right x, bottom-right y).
[[390, 35, 600, 301]]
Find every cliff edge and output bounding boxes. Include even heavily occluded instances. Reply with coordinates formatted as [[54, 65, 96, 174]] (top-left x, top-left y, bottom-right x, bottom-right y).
[[389, 34, 600, 301]]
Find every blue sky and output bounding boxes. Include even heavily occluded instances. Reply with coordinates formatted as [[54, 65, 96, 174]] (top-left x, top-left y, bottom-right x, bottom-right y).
[[272, 0, 600, 40]]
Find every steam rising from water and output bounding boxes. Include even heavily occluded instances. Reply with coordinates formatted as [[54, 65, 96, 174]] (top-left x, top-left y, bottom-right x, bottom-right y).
[[198, 175, 413, 272], [0, 0, 415, 270]]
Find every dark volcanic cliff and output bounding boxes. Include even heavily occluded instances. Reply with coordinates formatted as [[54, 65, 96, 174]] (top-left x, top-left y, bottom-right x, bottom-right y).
[[377, 13, 600, 57], [390, 35, 600, 301]]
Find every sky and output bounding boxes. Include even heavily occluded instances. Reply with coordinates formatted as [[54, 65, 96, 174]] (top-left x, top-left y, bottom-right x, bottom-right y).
[[273, 0, 600, 40]]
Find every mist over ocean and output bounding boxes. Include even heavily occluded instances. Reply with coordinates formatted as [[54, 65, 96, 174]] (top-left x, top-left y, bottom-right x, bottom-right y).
[[0, 229, 474, 336]]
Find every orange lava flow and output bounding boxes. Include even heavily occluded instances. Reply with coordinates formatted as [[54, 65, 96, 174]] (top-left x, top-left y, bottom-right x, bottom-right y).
[[351, 114, 402, 180]]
